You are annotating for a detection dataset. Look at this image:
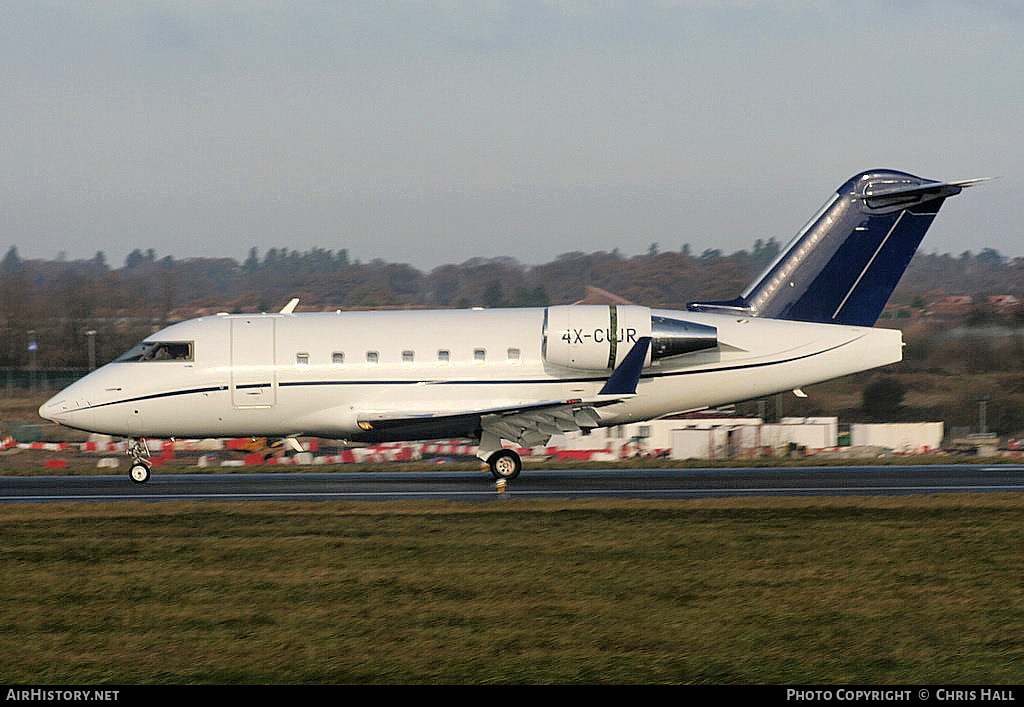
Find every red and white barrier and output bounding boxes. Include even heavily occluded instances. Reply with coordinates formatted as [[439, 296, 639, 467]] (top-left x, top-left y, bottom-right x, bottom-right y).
[[8, 434, 656, 467]]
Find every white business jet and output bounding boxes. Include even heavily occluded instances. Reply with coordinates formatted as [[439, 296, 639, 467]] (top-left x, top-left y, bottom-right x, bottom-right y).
[[39, 170, 984, 483]]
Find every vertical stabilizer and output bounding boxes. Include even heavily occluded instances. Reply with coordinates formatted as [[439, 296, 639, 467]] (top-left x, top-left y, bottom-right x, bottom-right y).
[[688, 170, 985, 326]]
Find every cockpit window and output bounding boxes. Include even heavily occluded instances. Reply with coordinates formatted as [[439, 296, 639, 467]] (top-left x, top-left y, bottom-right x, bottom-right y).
[[116, 341, 194, 362]]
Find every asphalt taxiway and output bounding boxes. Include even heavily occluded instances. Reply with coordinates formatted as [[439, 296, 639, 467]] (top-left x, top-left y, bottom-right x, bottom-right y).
[[3, 464, 1024, 504]]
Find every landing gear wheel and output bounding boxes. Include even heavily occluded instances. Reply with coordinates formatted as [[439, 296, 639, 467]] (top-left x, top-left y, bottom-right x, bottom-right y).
[[487, 449, 522, 480], [126, 438, 153, 484], [129, 462, 151, 484]]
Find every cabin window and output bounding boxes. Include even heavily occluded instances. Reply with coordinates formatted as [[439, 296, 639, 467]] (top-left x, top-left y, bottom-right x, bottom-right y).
[[116, 341, 194, 362], [331, 352, 345, 366], [436, 349, 451, 365], [473, 348, 486, 364], [295, 352, 310, 368], [366, 351, 379, 365], [402, 350, 414, 365], [506, 348, 521, 365]]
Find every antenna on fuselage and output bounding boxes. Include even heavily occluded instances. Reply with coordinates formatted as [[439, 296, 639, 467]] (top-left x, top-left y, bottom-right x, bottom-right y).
[[280, 298, 300, 314]]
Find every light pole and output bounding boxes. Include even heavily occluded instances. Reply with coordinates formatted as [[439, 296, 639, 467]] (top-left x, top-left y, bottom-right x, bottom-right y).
[[975, 394, 991, 435], [86, 330, 97, 371], [27, 330, 37, 392]]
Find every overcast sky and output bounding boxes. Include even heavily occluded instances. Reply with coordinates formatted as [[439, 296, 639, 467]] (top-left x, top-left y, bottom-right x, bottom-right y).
[[1, 1, 1020, 270]]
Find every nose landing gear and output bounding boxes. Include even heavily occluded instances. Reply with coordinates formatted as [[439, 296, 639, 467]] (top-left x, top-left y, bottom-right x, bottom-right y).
[[127, 438, 152, 484], [129, 462, 151, 484]]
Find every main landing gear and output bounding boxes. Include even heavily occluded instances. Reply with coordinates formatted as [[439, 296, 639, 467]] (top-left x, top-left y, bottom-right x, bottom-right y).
[[127, 438, 152, 484], [486, 449, 522, 480], [478, 429, 523, 480]]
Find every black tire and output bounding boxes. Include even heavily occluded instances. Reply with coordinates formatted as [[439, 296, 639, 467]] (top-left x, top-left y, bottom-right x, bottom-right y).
[[487, 449, 522, 480], [129, 462, 151, 484]]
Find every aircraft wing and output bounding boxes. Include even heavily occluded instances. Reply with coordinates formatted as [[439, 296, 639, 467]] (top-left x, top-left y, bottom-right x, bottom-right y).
[[354, 337, 652, 447], [354, 397, 620, 445], [478, 399, 606, 448]]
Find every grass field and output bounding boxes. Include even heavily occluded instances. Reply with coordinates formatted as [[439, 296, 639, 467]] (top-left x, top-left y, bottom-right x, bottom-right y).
[[2, 494, 1023, 684]]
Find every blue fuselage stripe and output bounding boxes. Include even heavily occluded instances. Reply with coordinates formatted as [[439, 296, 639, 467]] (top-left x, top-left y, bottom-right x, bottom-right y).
[[72, 337, 857, 413]]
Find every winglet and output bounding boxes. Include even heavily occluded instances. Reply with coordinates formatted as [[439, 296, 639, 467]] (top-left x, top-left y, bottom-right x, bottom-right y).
[[599, 337, 651, 396]]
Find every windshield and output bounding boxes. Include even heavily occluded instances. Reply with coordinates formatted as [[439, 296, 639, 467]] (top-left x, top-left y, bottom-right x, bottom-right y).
[[116, 341, 194, 362]]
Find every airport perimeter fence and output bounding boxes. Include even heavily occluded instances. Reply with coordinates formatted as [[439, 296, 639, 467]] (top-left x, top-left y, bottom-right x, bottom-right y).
[[2, 369, 88, 443], [2, 368, 88, 394]]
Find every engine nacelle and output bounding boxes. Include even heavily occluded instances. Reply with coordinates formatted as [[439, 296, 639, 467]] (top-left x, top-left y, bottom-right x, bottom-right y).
[[543, 305, 716, 371]]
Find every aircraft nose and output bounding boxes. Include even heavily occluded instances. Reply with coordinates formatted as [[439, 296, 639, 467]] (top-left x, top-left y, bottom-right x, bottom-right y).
[[38, 396, 70, 423], [38, 387, 92, 424]]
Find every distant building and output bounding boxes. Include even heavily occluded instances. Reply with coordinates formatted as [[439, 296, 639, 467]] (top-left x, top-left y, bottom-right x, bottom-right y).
[[849, 423, 944, 455], [986, 295, 1018, 308], [547, 415, 840, 460], [928, 295, 973, 317]]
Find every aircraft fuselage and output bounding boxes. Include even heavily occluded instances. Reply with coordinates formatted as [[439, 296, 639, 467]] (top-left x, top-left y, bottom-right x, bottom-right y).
[[40, 305, 901, 442], [35, 168, 980, 483]]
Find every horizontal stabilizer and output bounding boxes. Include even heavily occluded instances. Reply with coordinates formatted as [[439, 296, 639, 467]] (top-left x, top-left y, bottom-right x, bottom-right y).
[[856, 177, 992, 206]]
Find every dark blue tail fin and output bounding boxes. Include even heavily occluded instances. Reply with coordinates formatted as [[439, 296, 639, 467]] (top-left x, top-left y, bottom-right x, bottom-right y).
[[688, 170, 986, 326]]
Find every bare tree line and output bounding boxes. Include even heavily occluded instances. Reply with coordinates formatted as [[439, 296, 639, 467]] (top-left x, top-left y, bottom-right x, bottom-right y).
[[1, 241, 1021, 371]]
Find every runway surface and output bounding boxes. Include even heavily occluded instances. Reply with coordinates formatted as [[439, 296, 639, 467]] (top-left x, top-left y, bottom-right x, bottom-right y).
[[4, 464, 1024, 503]]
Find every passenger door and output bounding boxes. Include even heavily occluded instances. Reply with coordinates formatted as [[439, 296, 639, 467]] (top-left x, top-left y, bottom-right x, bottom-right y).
[[230, 317, 277, 407]]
